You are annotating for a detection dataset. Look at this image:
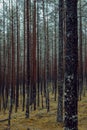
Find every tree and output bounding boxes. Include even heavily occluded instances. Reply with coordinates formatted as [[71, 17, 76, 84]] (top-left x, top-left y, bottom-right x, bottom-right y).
[[57, 0, 64, 122], [78, 0, 83, 100], [54, 0, 57, 102], [84, 22, 87, 95], [22, 0, 26, 111], [26, 0, 30, 118], [42, 0, 47, 103], [2, 0, 6, 111], [37, 0, 40, 107], [64, 0, 78, 130], [15, 0, 20, 112], [8, 0, 16, 125], [0, 19, 2, 111], [32, 0, 37, 110]]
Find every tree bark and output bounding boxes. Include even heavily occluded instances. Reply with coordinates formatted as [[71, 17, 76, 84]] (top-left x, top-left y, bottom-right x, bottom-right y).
[[64, 1, 78, 130], [26, 0, 30, 118], [57, 0, 64, 122]]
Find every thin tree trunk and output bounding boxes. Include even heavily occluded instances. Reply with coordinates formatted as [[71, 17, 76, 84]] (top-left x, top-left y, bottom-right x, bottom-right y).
[[57, 0, 64, 122], [32, 0, 37, 110], [79, 0, 83, 101], [22, 0, 26, 111], [26, 0, 30, 118], [8, 0, 15, 126], [83, 23, 87, 96], [2, 0, 6, 112], [37, 1, 40, 107], [42, 0, 46, 98], [15, 0, 20, 112], [54, 0, 57, 101], [46, 0, 50, 112]]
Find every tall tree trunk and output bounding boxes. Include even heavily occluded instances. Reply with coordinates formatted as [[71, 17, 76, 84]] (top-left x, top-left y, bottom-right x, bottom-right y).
[[64, 1, 78, 130], [42, 0, 46, 98], [2, 0, 6, 111], [8, 0, 15, 125], [37, 1, 40, 107], [46, 0, 50, 112], [54, 0, 57, 102], [15, 0, 20, 112], [57, 0, 64, 122], [26, 0, 30, 118], [22, 0, 26, 111], [32, 0, 37, 110], [0, 55, 1, 111], [79, 0, 83, 100], [83, 23, 87, 96]]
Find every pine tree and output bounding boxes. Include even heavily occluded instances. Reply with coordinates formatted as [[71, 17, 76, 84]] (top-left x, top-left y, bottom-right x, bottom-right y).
[[26, 0, 30, 118], [64, 0, 78, 130], [79, 0, 83, 100], [15, 0, 20, 112], [57, 0, 64, 122]]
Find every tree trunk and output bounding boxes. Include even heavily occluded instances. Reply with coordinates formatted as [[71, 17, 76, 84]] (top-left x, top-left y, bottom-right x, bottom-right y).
[[15, 0, 20, 112], [57, 0, 64, 122], [64, 1, 78, 130], [37, 1, 40, 107], [22, 0, 26, 111], [32, 0, 37, 110], [79, 0, 83, 101], [26, 0, 30, 118]]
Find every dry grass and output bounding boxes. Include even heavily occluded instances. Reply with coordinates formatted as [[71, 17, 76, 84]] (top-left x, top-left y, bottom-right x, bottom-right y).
[[0, 93, 87, 130]]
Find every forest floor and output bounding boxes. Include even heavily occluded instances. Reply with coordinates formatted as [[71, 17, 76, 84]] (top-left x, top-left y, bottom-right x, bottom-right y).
[[0, 92, 87, 130]]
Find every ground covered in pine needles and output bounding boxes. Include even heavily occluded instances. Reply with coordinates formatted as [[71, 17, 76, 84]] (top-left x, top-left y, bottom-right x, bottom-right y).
[[0, 93, 87, 130]]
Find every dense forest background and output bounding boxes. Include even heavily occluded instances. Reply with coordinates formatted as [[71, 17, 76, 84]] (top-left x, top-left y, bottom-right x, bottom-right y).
[[0, 0, 87, 130]]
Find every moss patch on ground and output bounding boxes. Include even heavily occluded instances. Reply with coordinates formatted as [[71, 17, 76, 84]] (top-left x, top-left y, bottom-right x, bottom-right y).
[[0, 93, 87, 130]]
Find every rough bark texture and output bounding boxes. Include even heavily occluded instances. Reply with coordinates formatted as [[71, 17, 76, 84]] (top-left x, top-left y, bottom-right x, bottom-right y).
[[64, 0, 78, 130]]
